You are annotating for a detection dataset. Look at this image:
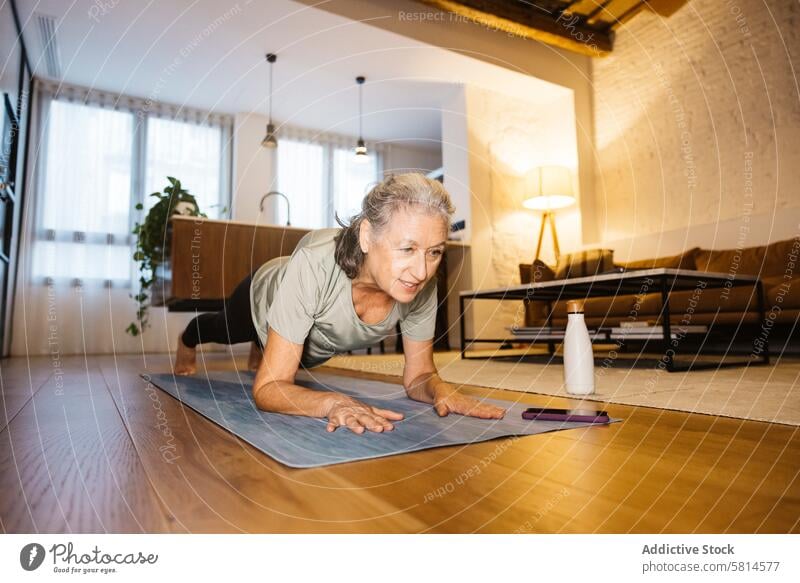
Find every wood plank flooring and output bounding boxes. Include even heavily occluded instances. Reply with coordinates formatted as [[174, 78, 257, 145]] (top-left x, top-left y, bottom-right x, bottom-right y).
[[1, 352, 798, 533]]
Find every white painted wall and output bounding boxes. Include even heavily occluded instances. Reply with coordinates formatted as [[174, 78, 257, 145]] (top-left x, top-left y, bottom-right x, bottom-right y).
[[384, 143, 441, 175], [440, 87, 471, 349], [441, 87, 471, 243], [232, 112, 279, 224]]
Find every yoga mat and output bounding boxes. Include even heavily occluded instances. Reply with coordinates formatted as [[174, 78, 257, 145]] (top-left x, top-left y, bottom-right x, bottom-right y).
[[144, 370, 620, 468]]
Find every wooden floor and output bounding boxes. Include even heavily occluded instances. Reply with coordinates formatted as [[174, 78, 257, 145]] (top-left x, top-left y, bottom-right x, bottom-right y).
[[1, 352, 798, 533]]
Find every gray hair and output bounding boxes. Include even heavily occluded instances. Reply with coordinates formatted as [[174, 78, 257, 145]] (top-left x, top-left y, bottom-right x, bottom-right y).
[[334, 173, 456, 279]]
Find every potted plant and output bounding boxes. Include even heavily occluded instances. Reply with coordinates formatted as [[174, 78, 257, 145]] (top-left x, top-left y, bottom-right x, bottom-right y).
[[126, 177, 206, 336]]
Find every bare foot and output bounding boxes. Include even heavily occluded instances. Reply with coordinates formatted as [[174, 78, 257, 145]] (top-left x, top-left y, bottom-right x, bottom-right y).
[[248, 341, 262, 371], [174, 334, 197, 375]]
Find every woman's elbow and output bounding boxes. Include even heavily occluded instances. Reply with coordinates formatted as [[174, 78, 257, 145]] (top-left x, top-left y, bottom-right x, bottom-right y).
[[252, 380, 277, 412]]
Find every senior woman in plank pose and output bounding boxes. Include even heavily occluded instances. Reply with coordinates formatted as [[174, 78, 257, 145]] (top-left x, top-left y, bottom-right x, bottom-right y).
[[174, 173, 506, 434]]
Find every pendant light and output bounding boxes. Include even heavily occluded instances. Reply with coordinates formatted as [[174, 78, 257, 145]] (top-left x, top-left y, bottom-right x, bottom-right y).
[[354, 75, 368, 162], [261, 53, 278, 148]]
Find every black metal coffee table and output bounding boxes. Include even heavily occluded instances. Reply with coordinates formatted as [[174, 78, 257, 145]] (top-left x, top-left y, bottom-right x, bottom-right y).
[[457, 268, 770, 372]]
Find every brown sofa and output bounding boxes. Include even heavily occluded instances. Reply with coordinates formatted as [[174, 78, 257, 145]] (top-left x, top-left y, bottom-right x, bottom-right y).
[[519, 237, 800, 329]]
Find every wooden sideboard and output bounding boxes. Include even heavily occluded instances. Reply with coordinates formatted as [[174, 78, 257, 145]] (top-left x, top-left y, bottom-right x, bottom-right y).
[[153, 215, 468, 351], [151, 216, 310, 310]]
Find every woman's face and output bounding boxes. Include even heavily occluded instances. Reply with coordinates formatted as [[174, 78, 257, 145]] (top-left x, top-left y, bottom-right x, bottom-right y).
[[360, 207, 449, 303]]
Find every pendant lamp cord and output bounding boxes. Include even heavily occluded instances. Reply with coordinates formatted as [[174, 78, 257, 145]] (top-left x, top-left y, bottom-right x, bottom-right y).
[[268, 58, 273, 125], [358, 81, 363, 139]]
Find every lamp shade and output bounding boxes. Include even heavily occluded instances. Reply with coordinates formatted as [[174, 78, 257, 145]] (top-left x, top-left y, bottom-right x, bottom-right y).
[[354, 137, 369, 163], [523, 165, 576, 211], [261, 123, 278, 148]]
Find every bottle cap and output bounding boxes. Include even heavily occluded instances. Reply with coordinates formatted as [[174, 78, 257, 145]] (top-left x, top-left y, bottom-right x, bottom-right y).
[[566, 300, 584, 314]]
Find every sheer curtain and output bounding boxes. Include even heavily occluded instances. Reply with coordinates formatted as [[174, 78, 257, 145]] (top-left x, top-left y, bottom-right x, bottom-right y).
[[275, 126, 383, 228], [276, 138, 326, 228], [32, 99, 134, 286], [331, 146, 380, 221], [145, 116, 227, 217], [12, 81, 233, 356]]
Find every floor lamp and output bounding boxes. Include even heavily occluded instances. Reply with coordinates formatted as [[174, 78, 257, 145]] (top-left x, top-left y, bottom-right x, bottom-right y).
[[523, 166, 576, 263]]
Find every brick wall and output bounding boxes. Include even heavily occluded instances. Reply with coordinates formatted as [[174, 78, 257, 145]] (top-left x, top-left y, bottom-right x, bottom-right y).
[[592, 0, 800, 248]]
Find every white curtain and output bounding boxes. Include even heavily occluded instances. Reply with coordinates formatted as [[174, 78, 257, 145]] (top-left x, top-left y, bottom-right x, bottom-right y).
[[12, 80, 233, 356], [331, 146, 380, 221], [145, 116, 227, 217], [276, 126, 383, 228], [276, 138, 326, 228], [32, 99, 134, 286]]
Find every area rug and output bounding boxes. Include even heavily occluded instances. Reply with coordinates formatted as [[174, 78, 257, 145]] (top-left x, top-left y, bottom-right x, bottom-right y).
[[322, 350, 800, 426], [144, 369, 619, 468]]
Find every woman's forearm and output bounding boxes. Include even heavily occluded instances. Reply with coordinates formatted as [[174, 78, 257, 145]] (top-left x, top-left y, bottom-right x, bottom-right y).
[[253, 380, 338, 417]]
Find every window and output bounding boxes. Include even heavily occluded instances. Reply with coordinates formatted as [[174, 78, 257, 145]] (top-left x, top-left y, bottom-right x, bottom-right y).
[[332, 146, 379, 221], [276, 139, 326, 228], [32, 100, 134, 283], [145, 116, 226, 216], [276, 130, 382, 228], [30, 82, 232, 286]]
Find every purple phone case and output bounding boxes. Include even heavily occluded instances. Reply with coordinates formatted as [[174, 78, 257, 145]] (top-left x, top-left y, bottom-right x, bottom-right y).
[[521, 410, 609, 423]]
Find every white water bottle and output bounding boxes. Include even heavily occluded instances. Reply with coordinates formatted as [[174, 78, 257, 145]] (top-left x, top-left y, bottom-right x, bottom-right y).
[[563, 300, 595, 395]]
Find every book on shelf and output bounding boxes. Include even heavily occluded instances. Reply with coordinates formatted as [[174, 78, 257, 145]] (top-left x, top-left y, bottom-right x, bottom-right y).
[[610, 332, 679, 340], [610, 324, 707, 335], [506, 325, 563, 330], [506, 325, 604, 341], [506, 325, 565, 334], [609, 326, 708, 341], [618, 321, 657, 328]]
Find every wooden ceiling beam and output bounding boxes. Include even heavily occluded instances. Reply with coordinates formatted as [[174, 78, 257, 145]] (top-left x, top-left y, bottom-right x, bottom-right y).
[[586, 0, 614, 26], [558, 0, 582, 14], [415, 0, 614, 56], [612, 0, 647, 28]]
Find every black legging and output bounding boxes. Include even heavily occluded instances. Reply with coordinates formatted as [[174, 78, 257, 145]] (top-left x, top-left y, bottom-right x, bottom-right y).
[[181, 272, 263, 349]]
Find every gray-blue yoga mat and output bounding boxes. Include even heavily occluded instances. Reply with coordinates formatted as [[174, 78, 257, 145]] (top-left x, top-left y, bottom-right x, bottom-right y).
[[144, 369, 620, 468]]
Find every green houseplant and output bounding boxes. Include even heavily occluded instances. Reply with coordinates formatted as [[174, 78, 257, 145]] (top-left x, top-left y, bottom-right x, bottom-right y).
[[127, 177, 206, 336]]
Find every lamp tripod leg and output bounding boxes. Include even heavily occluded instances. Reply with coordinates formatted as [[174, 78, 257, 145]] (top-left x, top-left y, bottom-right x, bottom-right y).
[[549, 212, 560, 260], [534, 212, 547, 262], [535, 212, 561, 263]]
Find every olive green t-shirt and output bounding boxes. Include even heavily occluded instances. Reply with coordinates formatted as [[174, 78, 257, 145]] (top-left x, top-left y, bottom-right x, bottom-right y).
[[249, 227, 438, 369]]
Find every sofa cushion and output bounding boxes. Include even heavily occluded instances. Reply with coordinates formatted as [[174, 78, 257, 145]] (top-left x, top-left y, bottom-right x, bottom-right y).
[[627, 275, 792, 316], [766, 276, 799, 309], [554, 249, 614, 279], [694, 245, 768, 276], [618, 247, 698, 271], [762, 237, 800, 277], [643, 284, 760, 315], [519, 260, 555, 285]]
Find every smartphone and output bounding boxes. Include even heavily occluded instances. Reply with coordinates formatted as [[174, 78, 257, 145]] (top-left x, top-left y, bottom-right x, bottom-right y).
[[522, 407, 609, 423]]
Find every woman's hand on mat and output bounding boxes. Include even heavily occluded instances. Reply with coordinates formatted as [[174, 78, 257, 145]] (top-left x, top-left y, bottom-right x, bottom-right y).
[[433, 384, 506, 419], [325, 395, 404, 434]]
